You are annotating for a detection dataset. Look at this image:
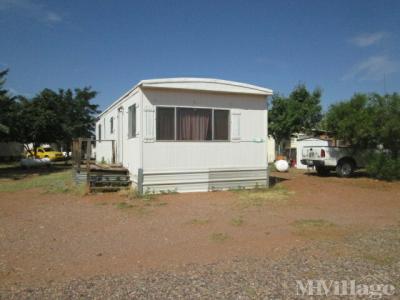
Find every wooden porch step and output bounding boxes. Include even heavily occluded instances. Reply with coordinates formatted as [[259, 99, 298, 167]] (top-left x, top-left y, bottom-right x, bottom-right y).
[[89, 186, 131, 192]]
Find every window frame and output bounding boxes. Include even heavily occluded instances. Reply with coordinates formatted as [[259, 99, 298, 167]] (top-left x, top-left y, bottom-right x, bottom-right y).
[[156, 106, 176, 141], [98, 124, 102, 141], [155, 105, 230, 142], [128, 104, 137, 139], [110, 117, 114, 134], [213, 109, 230, 141]]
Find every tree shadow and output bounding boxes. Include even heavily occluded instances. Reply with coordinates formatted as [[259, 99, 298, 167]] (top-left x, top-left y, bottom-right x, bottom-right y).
[[269, 175, 288, 187], [303, 170, 370, 179], [0, 161, 72, 180]]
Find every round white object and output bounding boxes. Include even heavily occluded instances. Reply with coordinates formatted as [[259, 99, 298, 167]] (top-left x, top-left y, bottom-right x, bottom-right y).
[[274, 159, 289, 172]]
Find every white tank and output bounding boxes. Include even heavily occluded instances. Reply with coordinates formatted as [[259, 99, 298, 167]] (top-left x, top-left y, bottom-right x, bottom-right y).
[[274, 159, 289, 172]]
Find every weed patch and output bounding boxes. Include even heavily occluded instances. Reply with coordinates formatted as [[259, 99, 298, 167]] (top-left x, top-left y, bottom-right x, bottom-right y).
[[210, 232, 230, 242], [114, 192, 168, 215], [233, 184, 292, 208], [116, 202, 134, 209], [291, 219, 344, 240], [231, 216, 244, 226], [188, 218, 210, 225], [0, 170, 85, 195]]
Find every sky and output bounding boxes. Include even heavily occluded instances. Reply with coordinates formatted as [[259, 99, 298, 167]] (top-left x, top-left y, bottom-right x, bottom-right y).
[[0, 0, 399, 111]]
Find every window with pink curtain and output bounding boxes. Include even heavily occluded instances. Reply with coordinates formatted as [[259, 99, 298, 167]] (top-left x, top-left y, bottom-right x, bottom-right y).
[[177, 108, 212, 140]]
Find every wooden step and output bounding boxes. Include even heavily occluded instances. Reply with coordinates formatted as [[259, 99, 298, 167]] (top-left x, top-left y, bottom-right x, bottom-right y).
[[89, 186, 131, 192]]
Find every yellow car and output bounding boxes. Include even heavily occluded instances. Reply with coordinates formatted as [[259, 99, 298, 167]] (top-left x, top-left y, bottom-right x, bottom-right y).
[[33, 147, 64, 161]]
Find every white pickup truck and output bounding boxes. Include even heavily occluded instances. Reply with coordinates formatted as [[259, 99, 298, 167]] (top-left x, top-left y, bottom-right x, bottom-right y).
[[301, 146, 366, 177]]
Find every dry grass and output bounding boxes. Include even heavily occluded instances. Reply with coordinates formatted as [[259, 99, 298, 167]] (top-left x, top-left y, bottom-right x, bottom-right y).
[[291, 219, 345, 240], [233, 184, 293, 208], [210, 232, 231, 242], [188, 218, 210, 225], [231, 216, 244, 226], [113, 194, 168, 215], [0, 170, 86, 195]]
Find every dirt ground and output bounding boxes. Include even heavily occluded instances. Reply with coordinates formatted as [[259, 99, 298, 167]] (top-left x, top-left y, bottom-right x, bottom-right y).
[[0, 168, 399, 293]]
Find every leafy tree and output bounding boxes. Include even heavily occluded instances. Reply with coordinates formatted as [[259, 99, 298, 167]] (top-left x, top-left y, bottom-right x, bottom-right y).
[[14, 88, 99, 155], [15, 90, 65, 154], [57, 87, 99, 154], [371, 93, 400, 159], [268, 93, 291, 145], [269, 84, 322, 152], [324, 94, 376, 150], [325, 93, 400, 159], [0, 69, 14, 136], [0, 69, 99, 156]]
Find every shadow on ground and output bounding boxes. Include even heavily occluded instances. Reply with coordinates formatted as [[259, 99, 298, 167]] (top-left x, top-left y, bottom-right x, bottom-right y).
[[0, 161, 73, 180], [303, 170, 370, 179], [269, 175, 288, 187]]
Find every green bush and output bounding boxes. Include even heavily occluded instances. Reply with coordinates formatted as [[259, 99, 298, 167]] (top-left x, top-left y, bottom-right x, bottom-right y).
[[366, 153, 400, 181]]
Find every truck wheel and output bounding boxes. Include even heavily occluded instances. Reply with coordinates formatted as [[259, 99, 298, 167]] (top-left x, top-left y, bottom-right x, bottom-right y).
[[316, 166, 330, 176], [336, 160, 354, 178]]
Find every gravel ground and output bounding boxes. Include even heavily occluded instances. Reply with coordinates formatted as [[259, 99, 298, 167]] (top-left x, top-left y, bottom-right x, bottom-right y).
[[2, 227, 399, 299]]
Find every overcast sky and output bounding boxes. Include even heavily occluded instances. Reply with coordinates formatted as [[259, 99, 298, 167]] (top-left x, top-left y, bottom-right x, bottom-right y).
[[1, 0, 399, 110]]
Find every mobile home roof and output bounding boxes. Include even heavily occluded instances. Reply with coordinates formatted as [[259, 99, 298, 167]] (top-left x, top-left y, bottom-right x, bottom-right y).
[[98, 78, 273, 118]]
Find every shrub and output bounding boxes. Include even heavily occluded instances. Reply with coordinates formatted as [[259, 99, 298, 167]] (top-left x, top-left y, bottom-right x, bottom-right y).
[[366, 153, 400, 181]]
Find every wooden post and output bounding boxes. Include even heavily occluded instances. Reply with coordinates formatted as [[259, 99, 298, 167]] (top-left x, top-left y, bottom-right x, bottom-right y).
[[138, 168, 144, 195], [86, 139, 91, 172], [112, 140, 116, 164], [77, 138, 82, 173]]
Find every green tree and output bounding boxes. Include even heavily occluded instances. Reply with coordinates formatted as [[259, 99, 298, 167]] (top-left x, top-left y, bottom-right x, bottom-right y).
[[0, 69, 14, 136], [325, 93, 400, 159], [14, 90, 64, 154], [15, 88, 99, 155], [57, 87, 99, 154], [269, 84, 322, 152], [371, 93, 400, 159], [0, 69, 99, 156]]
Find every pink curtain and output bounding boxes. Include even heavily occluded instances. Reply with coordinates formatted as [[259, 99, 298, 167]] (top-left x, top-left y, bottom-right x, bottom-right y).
[[177, 108, 211, 140]]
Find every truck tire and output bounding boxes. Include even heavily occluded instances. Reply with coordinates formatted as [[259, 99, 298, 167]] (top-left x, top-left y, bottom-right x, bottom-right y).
[[336, 160, 354, 178], [316, 166, 330, 176]]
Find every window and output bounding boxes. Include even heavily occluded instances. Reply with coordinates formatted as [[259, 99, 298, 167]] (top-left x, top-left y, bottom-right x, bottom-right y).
[[213, 110, 229, 140], [155, 106, 230, 141], [98, 124, 102, 141], [103, 118, 106, 138], [110, 117, 114, 134], [156, 107, 175, 140], [177, 108, 212, 140], [128, 105, 136, 138]]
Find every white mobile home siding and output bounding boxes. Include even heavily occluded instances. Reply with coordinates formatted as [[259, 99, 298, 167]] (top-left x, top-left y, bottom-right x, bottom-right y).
[[95, 78, 272, 193]]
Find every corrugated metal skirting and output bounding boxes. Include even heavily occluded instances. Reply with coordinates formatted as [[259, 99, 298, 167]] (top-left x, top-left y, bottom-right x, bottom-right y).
[[142, 168, 268, 193]]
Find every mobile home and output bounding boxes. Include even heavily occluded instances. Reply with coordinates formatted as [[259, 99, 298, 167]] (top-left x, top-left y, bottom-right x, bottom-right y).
[[96, 78, 273, 193]]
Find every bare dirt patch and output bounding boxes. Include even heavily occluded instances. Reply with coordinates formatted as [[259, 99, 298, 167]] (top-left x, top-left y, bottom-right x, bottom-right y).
[[0, 169, 399, 292]]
